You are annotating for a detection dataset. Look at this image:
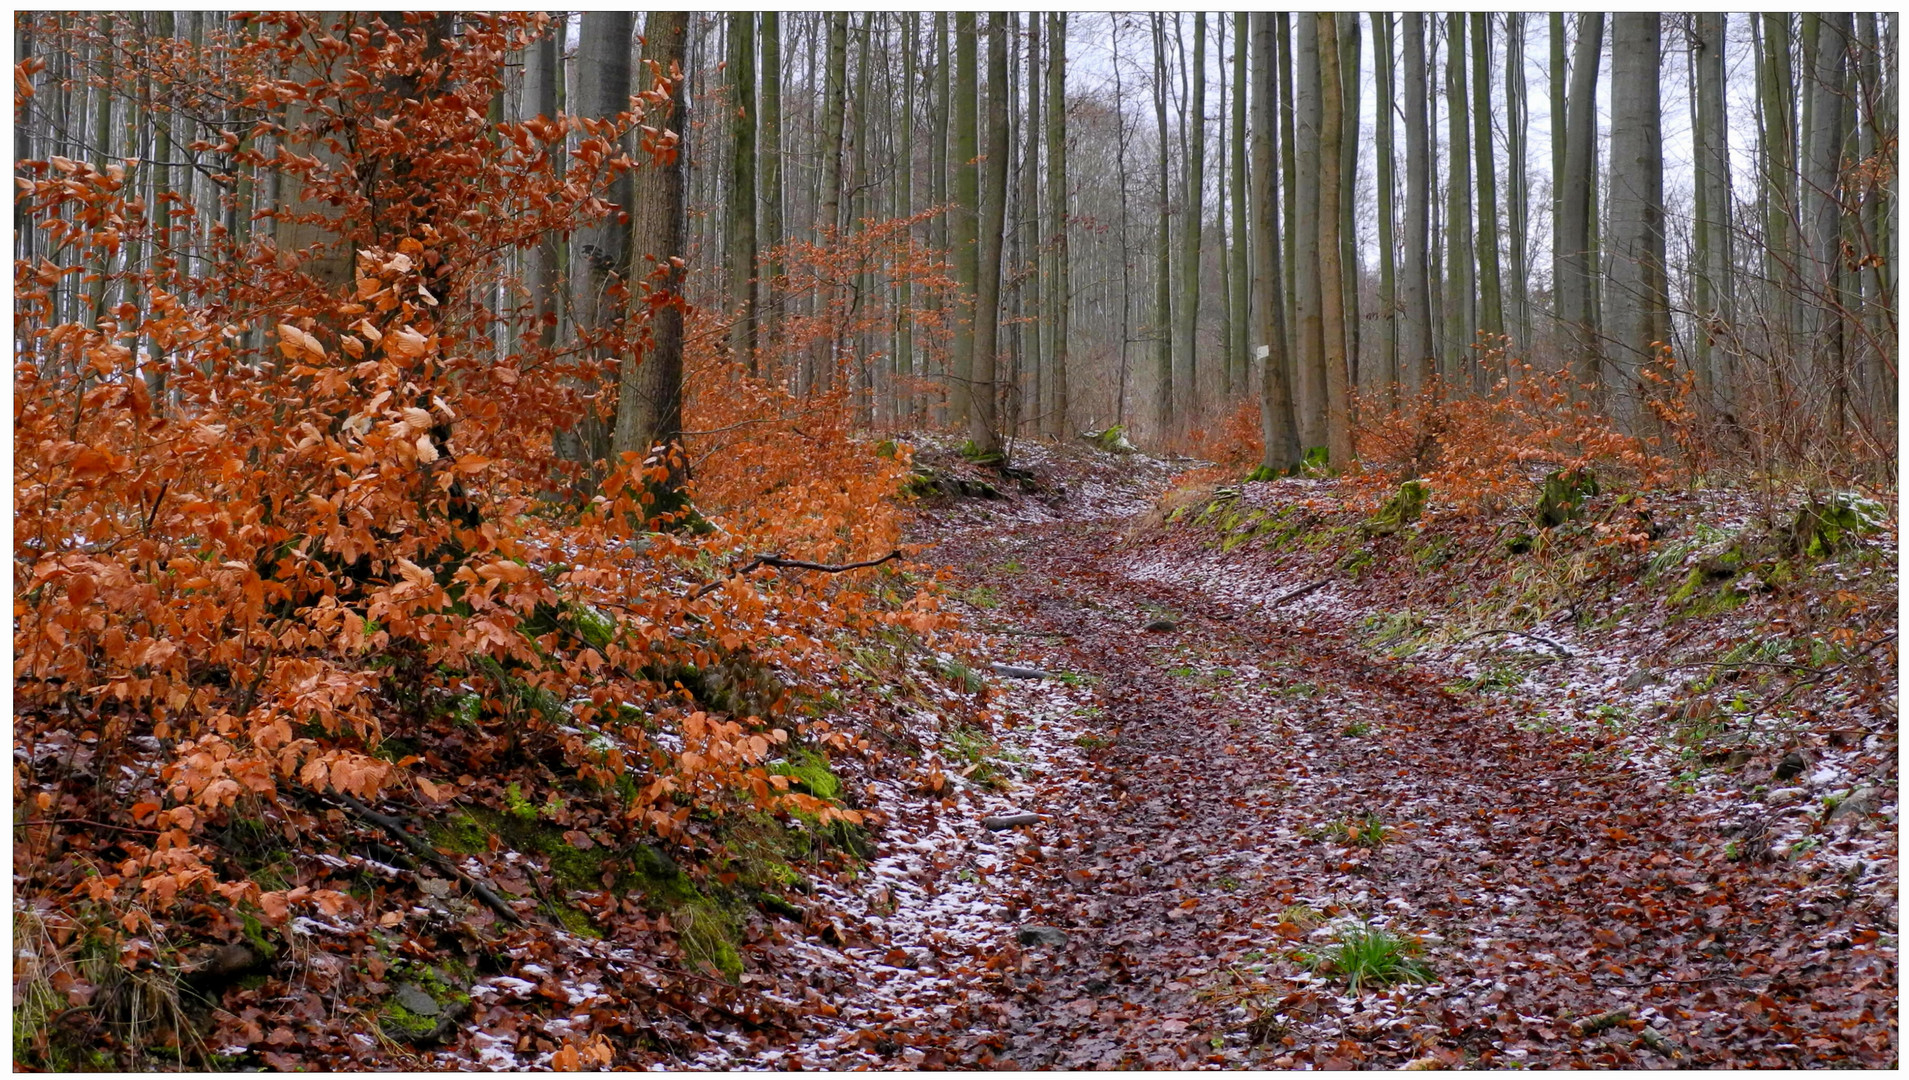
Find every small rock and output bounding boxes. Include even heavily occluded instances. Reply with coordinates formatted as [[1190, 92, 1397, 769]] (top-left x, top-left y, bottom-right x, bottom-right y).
[[983, 812, 1042, 831], [1144, 619, 1178, 633], [1828, 785, 1880, 820], [1765, 787, 1810, 807], [394, 983, 441, 1017], [1773, 750, 1810, 782], [1017, 925, 1068, 948]]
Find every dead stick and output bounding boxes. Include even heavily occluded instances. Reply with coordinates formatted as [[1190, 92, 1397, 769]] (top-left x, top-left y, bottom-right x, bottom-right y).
[[691, 549, 904, 600], [330, 791, 524, 925]]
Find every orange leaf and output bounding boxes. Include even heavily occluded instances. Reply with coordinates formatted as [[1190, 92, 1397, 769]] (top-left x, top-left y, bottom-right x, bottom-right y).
[[66, 573, 97, 607]]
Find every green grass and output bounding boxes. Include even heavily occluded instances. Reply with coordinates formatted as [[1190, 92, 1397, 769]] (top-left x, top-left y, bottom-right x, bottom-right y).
[[1317, 812, 1389, 849], [1295, 922, 1432, 992]]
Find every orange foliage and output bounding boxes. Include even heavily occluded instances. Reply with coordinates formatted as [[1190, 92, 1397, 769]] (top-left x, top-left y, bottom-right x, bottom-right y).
[[13, 13, 941, 943], [1349, 348, 1687, 518]]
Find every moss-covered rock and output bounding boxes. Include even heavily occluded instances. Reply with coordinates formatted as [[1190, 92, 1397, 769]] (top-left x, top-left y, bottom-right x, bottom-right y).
[[1534, 468, 1599, 529]]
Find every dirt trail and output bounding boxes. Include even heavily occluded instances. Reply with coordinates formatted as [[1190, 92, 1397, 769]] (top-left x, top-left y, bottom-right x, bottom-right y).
[[873, 450, 1895, 1069]]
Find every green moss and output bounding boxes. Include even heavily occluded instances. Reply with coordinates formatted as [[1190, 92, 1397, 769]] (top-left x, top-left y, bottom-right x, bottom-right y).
[[1363, 479, 1428, 536], [1533, 468, 1600, 528], [769, 749, 841, 802]]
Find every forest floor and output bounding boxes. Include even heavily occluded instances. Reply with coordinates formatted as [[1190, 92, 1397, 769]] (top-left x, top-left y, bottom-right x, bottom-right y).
[[720, 436, 1897, 1070], [23, 435, 1892, 1071]]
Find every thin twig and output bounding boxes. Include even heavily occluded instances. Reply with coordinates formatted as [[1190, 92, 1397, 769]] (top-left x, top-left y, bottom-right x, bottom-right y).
[[690, 549, 904, 600]]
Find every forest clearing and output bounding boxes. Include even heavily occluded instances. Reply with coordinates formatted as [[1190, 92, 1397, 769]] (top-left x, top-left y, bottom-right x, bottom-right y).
[[11, 11, 1898, 1071]]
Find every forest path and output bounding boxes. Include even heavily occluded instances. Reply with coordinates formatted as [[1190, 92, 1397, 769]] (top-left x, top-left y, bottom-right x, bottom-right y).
[[883, 452, 1891, 1069]]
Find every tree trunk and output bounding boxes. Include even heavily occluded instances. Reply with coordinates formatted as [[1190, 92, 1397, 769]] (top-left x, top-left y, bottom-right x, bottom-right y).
[[1558, 14, 1605, 397], [1803, 13, 1851, 435], [1316, 14, 1354, 469], [1151, 14, 1175, 434], [1400, 14, 1436, 393], [896, 13, 916, 423], [951, 13, 980, 427], [1229, 15, 1250, 402], [1045, 12, 1071, 437], [1253, 12, 1301, 470], [1021, 12, 1043, 435], [930, 13, 950, 423], [1443, 14, 1476, 388], [1293, 14, 1326, 450], [1549, 13, 1567, 344], [969, 12, 1011, 455], [1760, 15, 1797, 363], [613, 12, 690, 489], [562, 12, 635, 469], [1470, 12, 1504, 375], [1504, 13, 1530, 362], [1692, 12, 1734, 413], [1173, 13, 1206, 426], [726, 13, 758, 371], [1337, 14, 1363, 394], [1277, 15, 1298, 374], [1604, 13, 1669, 433], [1374, 13, 1399, 399]]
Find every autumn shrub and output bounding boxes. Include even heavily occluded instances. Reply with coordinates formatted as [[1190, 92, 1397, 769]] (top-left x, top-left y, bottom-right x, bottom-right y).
[[13, 15, 946, 1045], [1350, 348, 1687, 520], [1180, 398, 1265, 469]]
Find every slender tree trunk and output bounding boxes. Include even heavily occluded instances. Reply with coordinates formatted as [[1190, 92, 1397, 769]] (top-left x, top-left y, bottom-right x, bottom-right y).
[[1470, 12, 1504, 378], [1294, 14, 1326, 451], [726, 12, 758, 371], [1337, 14, 1363, 394], [1373, 13, 1399, 399], [613, 12, 690, 489], [1111, 15, 1135, 429], [1152, 14, 1175, 434], [1229, 15, 1250, 403], [1549, 13, 1567, 343], [1253, 13, 1301, 470], [930, 12, 950, 423], [1693, 12, 1734, 413], [1400, 14, 1435, 392], [1217, 18, 1233, 402], [1504, 13, 1530, 363], [896, 13, 916, 422], [951, 14, 980, 427], [1854, 12, 1888, 422], [1559, 15, 1604, 396], [969, 12, 1010, 454], [1021, 13, 1043, 435], [1444, 14, 1476, 388], [1761, 15, 1798, 362], [1803, 13, 1851, 435], [1172, 14, 1206, 425], [1605, 13, 1669, 432], [850, 15, 873, 423], [524, 15, 562, 358], [1277, 15, 1298, 371], [759, 13, 782, 377], [1045, 12, 1070, 437], [1317, 14, 1354, 468]]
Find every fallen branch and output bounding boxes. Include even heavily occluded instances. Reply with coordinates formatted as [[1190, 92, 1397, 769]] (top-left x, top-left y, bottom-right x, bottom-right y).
[[691, 548, 905, 600], [330, 791, 524, 925], [1266, 580, 1328, 609]]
